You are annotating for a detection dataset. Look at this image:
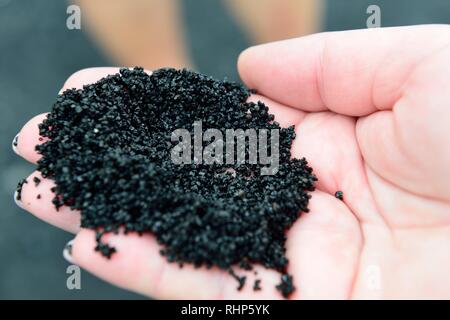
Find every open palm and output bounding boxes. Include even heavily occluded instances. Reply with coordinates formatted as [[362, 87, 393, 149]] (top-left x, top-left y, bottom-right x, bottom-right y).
[[15, 25, 450, 299]]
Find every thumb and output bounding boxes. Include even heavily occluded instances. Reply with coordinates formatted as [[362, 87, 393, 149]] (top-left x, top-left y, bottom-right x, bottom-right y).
[[238, 25, 450, 116]]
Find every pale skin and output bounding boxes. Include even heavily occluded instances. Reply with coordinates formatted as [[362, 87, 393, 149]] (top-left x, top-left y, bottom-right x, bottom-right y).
[[14, 25, 450, 299]]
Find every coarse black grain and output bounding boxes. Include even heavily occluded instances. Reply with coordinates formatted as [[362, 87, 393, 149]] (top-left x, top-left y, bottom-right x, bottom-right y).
[[34, 67, 317, 298], [335, 191, 344, 201], [16, 178, 27, 201], [229, 268, 246, 291], [253, 279, 261, 291], [33, 177, 41, 186], [276, 274, 295, 298]]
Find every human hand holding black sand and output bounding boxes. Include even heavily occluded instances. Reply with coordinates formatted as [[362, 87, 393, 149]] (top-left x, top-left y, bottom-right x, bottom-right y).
[[13, 25, 450, 299]]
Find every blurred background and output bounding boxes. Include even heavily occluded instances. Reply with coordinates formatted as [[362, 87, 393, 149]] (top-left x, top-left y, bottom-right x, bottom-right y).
[[0, 0, 449, 299]]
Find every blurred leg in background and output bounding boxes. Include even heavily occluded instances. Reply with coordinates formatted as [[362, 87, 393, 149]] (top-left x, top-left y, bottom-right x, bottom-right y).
[[75, 0, 322, 70], [76, 0, 193, 70], [225, 0, 323, 43]]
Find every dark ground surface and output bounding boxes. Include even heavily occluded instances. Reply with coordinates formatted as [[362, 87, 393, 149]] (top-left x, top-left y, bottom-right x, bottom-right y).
[[0, 0, 448, 299]]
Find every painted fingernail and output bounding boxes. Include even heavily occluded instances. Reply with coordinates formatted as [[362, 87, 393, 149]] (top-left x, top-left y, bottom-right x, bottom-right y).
[[63, 240, 75, 264], [14, 190, 24, 209], [12, 134, 19, 155]]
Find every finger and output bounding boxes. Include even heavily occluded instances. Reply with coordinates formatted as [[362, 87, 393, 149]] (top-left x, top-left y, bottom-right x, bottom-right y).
[[15, 113, 49, 163], [17, 171, 81, 234], [69, 229, 283, 299], [286, 190, 362, 299], [248, 94, 306, 127], [238, 25, 450, 116]]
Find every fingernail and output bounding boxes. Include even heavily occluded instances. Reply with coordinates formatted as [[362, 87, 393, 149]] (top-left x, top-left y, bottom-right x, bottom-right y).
[[14, 190, 24, 209], [12, 134, 19, 155], [63, 240, 75, 264]]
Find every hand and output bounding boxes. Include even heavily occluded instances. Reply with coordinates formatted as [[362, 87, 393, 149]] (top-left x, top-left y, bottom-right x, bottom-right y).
[[14, 25, 450, 299]]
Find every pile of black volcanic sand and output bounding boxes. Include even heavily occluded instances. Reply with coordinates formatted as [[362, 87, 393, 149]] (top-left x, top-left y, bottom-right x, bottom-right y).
[[33, 67, 317, 298]]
